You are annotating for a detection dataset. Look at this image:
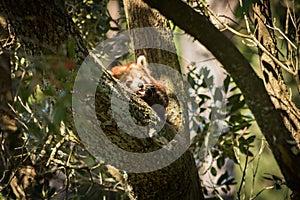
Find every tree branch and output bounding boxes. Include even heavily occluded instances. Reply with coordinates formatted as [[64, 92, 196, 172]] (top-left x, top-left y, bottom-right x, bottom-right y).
[[142, 0, 300, 191]]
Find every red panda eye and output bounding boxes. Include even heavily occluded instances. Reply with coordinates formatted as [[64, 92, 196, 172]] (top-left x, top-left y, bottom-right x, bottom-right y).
[[125, 80, 133, 87]]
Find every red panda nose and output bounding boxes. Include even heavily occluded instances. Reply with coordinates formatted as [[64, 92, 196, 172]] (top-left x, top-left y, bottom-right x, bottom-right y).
[[138, 82, 144, 89]]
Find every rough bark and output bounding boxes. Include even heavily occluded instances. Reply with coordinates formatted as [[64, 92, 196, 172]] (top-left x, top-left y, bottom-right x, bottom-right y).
[[141, 0, 300, 195], [0, 0, 88, 63], [121, 0, 204, 199], [253, 1, 300, 198], [1, 0, 204, 199], [124, 0, 180, 72]]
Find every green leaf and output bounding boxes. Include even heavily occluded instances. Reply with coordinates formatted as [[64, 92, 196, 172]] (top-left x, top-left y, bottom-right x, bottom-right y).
[[217, 171, 228, 185], [223, 75, 230, 93], [224, 177, 237, 186], [246, 135, 256, 143], [53, 105, 67, 124], [214, 87, 223, 102], [217, 156, 225, 169], [187, 74, 196, 87], [230, 99, 245, 113], [239, 143, 254, 156], [211, 167, 217, 176], [211, 150, 219, 158], [221, 187, 228, 194], [228, 94, 241, 104]]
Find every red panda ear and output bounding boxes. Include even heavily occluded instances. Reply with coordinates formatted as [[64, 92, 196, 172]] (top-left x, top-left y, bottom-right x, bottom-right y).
[[137, 55, 147, 66], [111, 65, 129, 79]]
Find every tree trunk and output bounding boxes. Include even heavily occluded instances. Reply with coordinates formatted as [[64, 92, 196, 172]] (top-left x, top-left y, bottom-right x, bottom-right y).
[[122, 0, 204, 199], [0, 0, 88, 63], [1, 0, 204, 199], [253, 1, 300, 198]]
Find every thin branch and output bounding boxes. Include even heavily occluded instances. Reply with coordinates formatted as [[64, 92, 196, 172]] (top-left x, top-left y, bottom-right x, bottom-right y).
[[265, 22, 297, 49], [251, 185, 275, 200], [201, 1, 297, 75], [237, 145, 250, 200]]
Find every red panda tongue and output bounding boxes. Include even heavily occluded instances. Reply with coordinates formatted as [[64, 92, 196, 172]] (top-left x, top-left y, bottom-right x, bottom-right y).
[[137, 89, 146, 95]]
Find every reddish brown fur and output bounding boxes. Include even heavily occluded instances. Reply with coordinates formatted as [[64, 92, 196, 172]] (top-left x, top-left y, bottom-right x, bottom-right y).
[[111, 57, 169, 111]]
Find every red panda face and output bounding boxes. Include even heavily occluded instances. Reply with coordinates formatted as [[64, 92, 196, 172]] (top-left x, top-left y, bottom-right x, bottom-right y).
[[111, 56, 152, 97], [120, 65, 152, 96], [111, 56, 169, 110]]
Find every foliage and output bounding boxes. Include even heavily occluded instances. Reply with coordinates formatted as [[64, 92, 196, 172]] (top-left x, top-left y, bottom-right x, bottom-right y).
[[187, 63, 255, 197], [1, 0, 299, 199], [6, 52, 125, 198], [0, 1, 129, 199], [67, 0, 111, 47]]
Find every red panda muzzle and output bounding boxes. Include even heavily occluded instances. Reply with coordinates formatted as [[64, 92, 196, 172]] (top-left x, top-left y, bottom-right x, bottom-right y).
[[111, 55, 169, 117]]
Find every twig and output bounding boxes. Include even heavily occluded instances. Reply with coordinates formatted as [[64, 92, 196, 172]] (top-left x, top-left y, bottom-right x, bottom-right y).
[[250, 139, 266, 198], [46, 134, 68, 166], [200, 0, 297, 76], [265, 22, 297, 49], [251, 185, 275, 200], [237, 144, 250, 200]]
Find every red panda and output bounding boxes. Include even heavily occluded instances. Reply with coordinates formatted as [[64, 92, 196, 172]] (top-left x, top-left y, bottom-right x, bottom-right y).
[[111, 56, 169, 114]]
